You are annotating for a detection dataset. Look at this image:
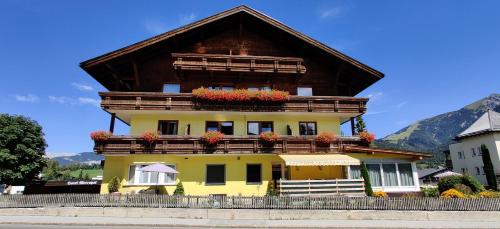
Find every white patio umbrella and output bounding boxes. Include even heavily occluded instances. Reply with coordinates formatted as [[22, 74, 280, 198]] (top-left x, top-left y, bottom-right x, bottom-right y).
[[434, 171, 462, 178], [139, 163, 179, 194]]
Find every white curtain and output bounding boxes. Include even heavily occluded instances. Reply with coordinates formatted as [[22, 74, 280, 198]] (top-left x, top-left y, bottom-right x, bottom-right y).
[[382, 164, 398, 186], [398, 163, 414, 186], [350, 165, 361, 179], [367, 164, 382, 187]]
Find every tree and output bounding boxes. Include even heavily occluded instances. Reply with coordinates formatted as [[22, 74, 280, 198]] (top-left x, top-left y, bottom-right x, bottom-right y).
[[173, 181, 185, 195], [83, 173, 90, 181], [360, 162, 373, 196], [78, 170, 84, 180], [44, 160, 61, 181], [108, 176, 121, 193], [355, 116, 366, 133], [0, 114, 47, 185], [481, 144, 498, 190]]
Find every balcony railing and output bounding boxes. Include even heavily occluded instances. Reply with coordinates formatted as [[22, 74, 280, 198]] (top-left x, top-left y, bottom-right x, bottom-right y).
[[172, 53, 306, 74], [277, 179, 365, 196], [93, 135, 363, 155], [99, 92, 367, 113]]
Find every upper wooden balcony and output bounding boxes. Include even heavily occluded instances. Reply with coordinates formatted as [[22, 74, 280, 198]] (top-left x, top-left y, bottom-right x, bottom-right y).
[[99, 92, 368, 114], [93, 135, 363, 155], [172, 53, 306, 74]]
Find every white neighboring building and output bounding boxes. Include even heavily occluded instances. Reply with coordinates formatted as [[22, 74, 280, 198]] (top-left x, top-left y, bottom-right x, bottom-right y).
[[448, 110, 500, 186]]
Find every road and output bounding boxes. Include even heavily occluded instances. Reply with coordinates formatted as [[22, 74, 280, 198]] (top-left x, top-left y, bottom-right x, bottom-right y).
[[0, 225, 197, 229]]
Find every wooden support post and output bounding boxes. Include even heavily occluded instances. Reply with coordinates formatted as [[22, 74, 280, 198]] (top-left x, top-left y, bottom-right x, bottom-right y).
[[109, 113, 116, 133], [350, 117, 356, 136]]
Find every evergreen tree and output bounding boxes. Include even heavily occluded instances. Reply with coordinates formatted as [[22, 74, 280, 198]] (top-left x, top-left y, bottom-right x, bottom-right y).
[[108, 176, 121, 193], [78, 170, 84, 180], [173, 181, 185, 195], [83, 173, 90, 181], [360, 162, 373, 196], [481, 144, 498, 190], [355, 116, 366, 133]]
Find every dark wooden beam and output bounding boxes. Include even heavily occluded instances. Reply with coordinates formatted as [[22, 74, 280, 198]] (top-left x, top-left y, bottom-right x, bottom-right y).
[[132, 60, 140, 89], [109, 113, 116, 133], [105, 63, 132, 90], [350, 117, 356, 136]]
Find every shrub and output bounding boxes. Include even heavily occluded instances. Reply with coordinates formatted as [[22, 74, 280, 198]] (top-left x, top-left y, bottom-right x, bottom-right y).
[[359, 131, 375, 143], [477, 190, 500, 198], [201, 131, 224, 145], [108, 176, 121, 193], [421, 187, 439, 197], [141, 131, 159, 144], [462, 175, 485, 193], [259, 132, 279, 144], [173, 181, 185, 195], [315, 132, 336, 145], [453, 183, 473, 195], [90, 130, 112, 142], [440, 189, 465, 198], [437, 175, 463, 193], [373, 191, 388, 198], [360, 162, 373, 196]]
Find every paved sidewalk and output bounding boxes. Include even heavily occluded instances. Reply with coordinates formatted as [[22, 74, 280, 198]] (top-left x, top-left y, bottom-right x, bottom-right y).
[[0, 216, 499, 228]]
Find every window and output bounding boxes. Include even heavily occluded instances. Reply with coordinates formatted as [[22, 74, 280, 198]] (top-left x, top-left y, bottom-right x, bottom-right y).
[[209, 85, 233, 91], [471, 148, 476, 157], [475, 167, 481, 175], [457, 152, 463, 159], [248, 86, 271, 91], [398, 163, 414, 186], [163, 84, 180, 93], [247, 122, 273, 135], [297, 87, 313, 96], [246, 164, 262, 184], [349, 165, 361, 179], [158, 120, 178, 135], [206, 121, 234, 135], [383, 164, 398, 186], [206, 165, 225, 185], [128, 164, 177, 185], [299, 122, 317, 135], [367, 164, 382, 187]]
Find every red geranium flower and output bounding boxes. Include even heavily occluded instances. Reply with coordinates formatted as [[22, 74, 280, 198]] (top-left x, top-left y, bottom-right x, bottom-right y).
[[90, 130, 112, 142]]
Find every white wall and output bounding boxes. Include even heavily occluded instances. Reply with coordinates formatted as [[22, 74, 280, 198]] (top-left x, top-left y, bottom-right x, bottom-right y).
[[448, 133, 500, 185]]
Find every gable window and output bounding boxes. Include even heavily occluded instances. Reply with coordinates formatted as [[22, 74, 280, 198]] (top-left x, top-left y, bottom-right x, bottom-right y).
[[248, 86, 271, 91], [299, 122, 317, 135], [128, 164, 177, 185], [247, 121, 273, 135], [297, 87, 313, 96], [209, 85, 233, 91], [163, 84, 180, 93], [206, 165, 225, 185], [158, 120, 178, 135], [246, 164, 262, 184], [206, 121, 233, 135]]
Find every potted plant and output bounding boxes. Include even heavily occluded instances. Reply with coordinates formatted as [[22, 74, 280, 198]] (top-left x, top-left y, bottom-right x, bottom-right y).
[[201, 131, 225, 146], [192, 87, 290, 104], [90, 130, 112, 142], [141, 131, 159, 150], [359, 131, 375, 145], [259, 131, 279, 147], [315, 131, 336, 146]]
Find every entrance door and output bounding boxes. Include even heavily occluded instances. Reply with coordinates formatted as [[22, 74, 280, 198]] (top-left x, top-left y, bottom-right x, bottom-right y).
[[272, 164, 282, 189]]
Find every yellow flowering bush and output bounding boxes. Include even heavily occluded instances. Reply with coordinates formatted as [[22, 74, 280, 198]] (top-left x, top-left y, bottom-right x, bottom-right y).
[[373, 191, 388, 198], [440, 188, 465, 198], [477, 190, 500, 198]]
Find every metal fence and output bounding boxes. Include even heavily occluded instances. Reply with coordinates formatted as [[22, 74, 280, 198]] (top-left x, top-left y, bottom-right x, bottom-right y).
[[0, 194, 499, 211]]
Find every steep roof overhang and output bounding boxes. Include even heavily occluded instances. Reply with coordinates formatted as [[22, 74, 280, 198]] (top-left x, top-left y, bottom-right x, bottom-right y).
[[80, 5, 384, 92]]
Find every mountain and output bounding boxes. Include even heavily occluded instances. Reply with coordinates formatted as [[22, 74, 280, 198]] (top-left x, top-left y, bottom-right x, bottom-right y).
[[376, 93, 500, 164], [49, 152, 104, 166]]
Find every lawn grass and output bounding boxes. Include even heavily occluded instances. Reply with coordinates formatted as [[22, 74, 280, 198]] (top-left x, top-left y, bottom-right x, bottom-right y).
[[69, 169, 103, 179]]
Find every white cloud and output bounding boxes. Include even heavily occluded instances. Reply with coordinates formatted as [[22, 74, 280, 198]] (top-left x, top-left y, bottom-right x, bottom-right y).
[[48, 96, 100, 107], [14, 94, 39, 103], [78, 97, 100, 107], [365, 110, 388, 115], [367, 92, 383, 101], [396, 101, 408, 109], [144, 20, 168, 35], [319, 7, 343, 19], [179, 12, 196, 25], [72, 82, 93, 91]]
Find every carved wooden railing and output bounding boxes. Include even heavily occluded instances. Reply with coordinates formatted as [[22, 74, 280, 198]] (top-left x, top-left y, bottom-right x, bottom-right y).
[[172, 53, 306, 74], [93, 135, 363, 155], [99, 92, 367, 113]]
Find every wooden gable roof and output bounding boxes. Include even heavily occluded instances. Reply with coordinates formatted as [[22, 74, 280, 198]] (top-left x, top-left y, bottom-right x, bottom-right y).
[[80, 5, 384, 93]]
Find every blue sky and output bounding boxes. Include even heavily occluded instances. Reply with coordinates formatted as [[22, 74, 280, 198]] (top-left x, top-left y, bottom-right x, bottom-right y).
[[1, 0, 499, 155]]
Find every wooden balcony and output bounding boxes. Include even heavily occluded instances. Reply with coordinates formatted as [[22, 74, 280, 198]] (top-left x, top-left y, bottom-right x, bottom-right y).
[[172, 53, 306, 74], [99, 92, 367, 114], [277, 179, 365, 196], [93, 135, 363, 155]]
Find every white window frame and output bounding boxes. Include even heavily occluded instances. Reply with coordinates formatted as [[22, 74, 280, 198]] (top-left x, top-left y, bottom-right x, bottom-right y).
[[128, 163, 177, 186], [351, 160, 419, 192]]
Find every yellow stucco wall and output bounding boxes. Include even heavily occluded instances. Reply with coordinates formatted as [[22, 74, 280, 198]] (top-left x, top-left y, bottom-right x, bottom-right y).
[[129, 113, 341, 136], [289, 165, 345, 180], [100, 154, 280, 196]]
